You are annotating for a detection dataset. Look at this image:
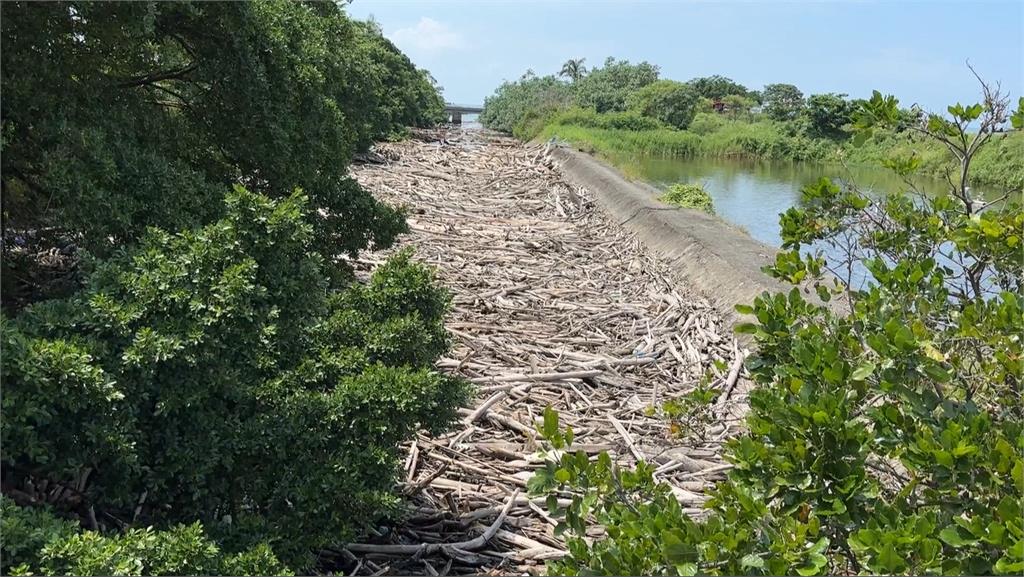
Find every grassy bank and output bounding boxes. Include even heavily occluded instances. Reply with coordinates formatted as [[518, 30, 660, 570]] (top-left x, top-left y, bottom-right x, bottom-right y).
[[538, 113, 1023, 190]]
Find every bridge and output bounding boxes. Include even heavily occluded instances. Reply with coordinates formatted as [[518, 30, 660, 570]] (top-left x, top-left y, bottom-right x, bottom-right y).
[[444, 103, 483, 124]]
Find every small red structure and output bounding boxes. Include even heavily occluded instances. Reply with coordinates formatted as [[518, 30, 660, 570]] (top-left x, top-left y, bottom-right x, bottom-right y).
[[712, 99, 726, 113]]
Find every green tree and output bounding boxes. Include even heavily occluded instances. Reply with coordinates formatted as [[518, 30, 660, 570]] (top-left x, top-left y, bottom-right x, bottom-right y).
[[530, 80, 1024, 577], [479, 71, 572, 135], [803, 93, 853, 137], [722, 94, 758, 119], [0, 1, 436, 266], [628, 80, 700, 129], [763, 83, 805, 121], [1, 2, 462, 573], [573, 57, 660, 113], [687, 75, 752, 100], [559, 57, 588, 82], [3, 190, 470, 571]]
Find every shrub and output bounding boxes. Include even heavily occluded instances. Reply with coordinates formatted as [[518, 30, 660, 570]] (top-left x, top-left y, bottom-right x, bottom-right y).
[[628, 80, 700, 129], [1, 496, 290, 576], [688, 112, 729, 135], [529, 84, 1024, 576], [2, 189, 470, 570], [551, 108, 666, 132], [659, 184, 715, 214], [479, 72, 572, 134]]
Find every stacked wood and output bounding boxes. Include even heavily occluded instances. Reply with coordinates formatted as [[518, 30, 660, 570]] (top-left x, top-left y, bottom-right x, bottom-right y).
[[339, 128, 751, 575]]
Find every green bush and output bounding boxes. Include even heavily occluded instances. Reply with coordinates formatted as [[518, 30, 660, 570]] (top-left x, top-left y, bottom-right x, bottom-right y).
[[529, 89, 1024, 576], [479, 72, 572, 135], [0, 0, 434, 262], [2, 2, 461, 574], [627, 80, 700, 129], [2, 189, 470, 571], [688, 112, 729, 135], [659, 184, 715, 214], [551, 108, 666, 132], [573, 57, 660, 113], [1, 496, 290, 576]]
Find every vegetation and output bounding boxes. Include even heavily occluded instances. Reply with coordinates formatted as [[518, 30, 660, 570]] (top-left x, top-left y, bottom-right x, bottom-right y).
[[479, 71, 573, 137], [2, 496, 291, 576], [628, 80, 701, 130], [687, 75, 759, 102], [559, 58, 588, 83], [530, 84, 1024, 575], [481, 58, 1023, 191], [659, 184, 715, 214], [762, 83, 806, 121], [1, 1, 462, 573]]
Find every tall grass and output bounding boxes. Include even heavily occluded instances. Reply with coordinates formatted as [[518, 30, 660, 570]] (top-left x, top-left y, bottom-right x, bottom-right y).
[[538, 112, 1022, 190]]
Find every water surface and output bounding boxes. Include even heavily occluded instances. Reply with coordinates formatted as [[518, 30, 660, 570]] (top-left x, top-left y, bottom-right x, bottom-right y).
[[605, 154, 995, 248]]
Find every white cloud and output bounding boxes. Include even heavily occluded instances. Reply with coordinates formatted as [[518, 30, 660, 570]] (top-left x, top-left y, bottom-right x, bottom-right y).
[[389, 17, 466, 56]]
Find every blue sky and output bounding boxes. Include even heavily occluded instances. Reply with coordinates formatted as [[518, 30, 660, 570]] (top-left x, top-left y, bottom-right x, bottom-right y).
[[344, 0, 1023, 113]]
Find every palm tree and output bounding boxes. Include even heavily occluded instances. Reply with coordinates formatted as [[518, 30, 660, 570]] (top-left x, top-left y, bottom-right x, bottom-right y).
[[559, 58, 587, 83]]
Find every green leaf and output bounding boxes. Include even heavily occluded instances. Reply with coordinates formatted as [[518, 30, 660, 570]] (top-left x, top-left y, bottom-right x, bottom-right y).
[[554, 468, 570, 483], [877, 544, 903, 572], [850, 362, 875, 381], [740, 553, 765, 569], [735, 322, 758, 334], [939, 525, 977, 547], [541, 405, 559, 439]]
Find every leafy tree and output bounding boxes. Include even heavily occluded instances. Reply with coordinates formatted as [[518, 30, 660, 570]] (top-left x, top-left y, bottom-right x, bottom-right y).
[[763, 83, 805, 121], [687, 75, 752, 101], [803, 93, 853, 138], [1, 2, 461, 573], [573, 57, 660, 113], [559, 58, 588, 82], [722, 94, 758, 119], [627, 80, 700, 129], [530, 81, 1024, 576], [2, 189, 470, 571], [1, 0, 435, 265], [479, 71, 572, 135]]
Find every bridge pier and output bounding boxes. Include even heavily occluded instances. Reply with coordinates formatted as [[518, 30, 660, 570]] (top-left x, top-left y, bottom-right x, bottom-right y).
[[450, 111, 462, 124]]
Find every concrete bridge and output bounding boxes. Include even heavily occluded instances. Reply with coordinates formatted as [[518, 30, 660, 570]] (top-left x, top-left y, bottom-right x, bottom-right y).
[[444, 103, 483, 124]]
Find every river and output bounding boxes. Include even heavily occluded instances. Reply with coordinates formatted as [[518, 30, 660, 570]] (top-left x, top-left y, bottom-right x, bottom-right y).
[[603, 154, 997, 247], [600, 154, 999, 290]]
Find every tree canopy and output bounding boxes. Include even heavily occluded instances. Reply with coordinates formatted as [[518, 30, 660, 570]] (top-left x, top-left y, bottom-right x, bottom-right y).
[[1, 2, 462, 574], [573, 57, 660, 113], [687, 75, 754, 101], [763, 83, 806, 121], [627, 80, 700, 129]]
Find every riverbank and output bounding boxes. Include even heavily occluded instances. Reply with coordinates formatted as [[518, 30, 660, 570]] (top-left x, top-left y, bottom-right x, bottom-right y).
[[344, 129, 751, 575], [537, 118, 1024, 191]]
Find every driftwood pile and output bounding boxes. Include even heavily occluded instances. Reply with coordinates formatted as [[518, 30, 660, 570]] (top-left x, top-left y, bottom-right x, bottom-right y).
[[342, 128, 750, 576]]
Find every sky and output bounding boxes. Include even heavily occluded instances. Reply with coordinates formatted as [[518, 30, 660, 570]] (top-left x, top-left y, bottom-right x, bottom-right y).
[[344, 0, 1024, 113]]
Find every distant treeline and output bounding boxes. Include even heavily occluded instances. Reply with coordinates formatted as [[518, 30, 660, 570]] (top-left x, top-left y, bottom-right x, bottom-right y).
[[480, 58, 1022, 190]]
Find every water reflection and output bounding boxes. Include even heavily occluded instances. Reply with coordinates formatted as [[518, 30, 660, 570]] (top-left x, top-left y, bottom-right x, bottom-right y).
[[605, 154, 995, 248]]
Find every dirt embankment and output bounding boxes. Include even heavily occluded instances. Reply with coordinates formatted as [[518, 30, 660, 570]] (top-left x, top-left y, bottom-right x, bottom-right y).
[[343, 129, 751, 576]]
